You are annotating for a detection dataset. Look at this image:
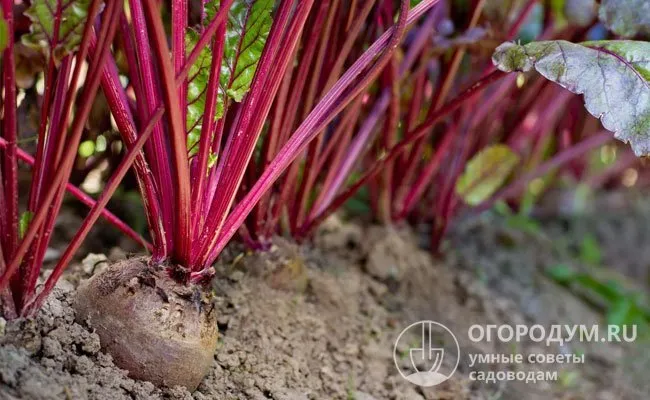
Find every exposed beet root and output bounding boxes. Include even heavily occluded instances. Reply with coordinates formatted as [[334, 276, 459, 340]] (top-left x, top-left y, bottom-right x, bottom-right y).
[[73, 257, 218, 390]]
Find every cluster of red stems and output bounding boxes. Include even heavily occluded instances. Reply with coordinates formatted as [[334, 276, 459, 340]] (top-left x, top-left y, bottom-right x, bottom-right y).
[[0, 0, 637, 318]]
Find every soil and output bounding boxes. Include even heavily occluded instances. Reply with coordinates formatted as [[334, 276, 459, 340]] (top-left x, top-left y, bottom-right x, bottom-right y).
[[1, 195, 649, 400]]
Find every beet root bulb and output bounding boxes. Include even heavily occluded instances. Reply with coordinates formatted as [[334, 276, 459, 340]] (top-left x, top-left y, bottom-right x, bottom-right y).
[[73, 258, 218, 390]]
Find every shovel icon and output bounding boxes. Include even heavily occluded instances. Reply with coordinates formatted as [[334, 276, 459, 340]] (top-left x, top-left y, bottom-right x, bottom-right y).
[[409, 321, 445, 374]]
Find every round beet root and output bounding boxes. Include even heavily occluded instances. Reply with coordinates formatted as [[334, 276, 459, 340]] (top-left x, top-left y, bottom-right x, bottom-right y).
[[73, 257, 218, 390]]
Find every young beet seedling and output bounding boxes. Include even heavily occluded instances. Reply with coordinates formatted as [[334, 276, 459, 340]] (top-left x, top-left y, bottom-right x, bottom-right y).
[[69, 0, 440, 389]]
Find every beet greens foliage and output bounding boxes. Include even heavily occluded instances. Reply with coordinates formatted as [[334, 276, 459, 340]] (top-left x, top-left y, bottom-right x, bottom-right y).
[[493, 40, 650, 155], [0, 0, 649, 319]]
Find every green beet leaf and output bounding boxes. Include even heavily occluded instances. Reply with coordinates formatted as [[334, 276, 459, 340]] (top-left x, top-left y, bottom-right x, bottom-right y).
[[492, 40, 650, 156], [456, 144, 520, 206], [222, 0, 273, 102], [186, 29, 218, 156], [22, 0, 95, 63], [186, 0, 273, 155]]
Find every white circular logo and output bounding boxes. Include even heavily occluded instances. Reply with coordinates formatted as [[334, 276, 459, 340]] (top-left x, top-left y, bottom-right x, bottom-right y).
[[393, 320, 460, 387]]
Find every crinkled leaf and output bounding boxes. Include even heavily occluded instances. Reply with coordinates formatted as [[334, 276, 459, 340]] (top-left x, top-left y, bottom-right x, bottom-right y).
[[492, 40, 650, 156], [221, 0, 273, 102], [19, 211, 34, 239], [186, 0, 273, 154], [186, 29, 221, 156], [599, 0, 650, 38], [204, 0, 273, 101], [21, 0, 95, 62], [456, 145, 520, 206]]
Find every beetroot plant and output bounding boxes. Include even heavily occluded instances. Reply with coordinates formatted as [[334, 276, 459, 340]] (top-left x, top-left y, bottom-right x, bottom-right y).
[[0, 0, 648, 392], [0, 0, 150, 320], [65, 0, 445, 389], [82, 0, 646, 389]]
